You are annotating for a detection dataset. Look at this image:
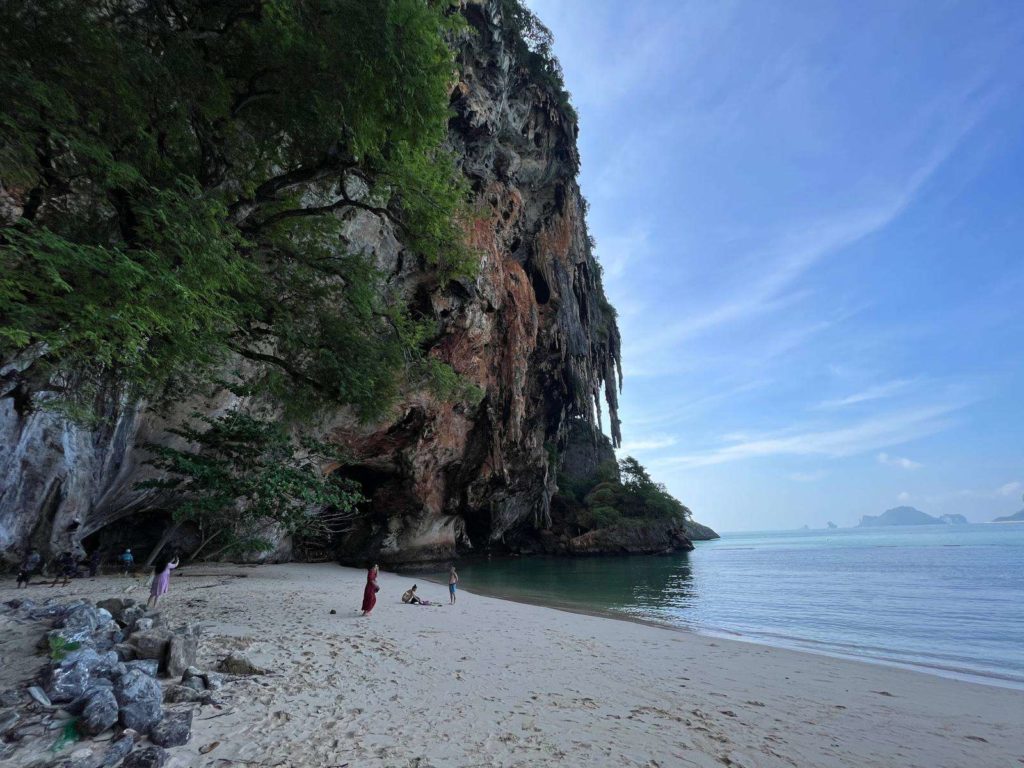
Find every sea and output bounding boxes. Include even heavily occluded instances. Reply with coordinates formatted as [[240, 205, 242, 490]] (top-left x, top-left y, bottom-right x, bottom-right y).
[[440, 524, 1024, 689]]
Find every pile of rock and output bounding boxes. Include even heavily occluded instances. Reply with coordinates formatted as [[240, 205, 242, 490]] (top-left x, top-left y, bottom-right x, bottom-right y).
[[1, 597, 221, 768]]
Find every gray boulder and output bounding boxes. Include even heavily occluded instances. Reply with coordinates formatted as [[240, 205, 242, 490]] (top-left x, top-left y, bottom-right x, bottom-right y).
[[59, 604, 102, 633], [132, 618, 154, 633], [79, 687, 119, 736], [120, 605, 146, 629], [114, 642, 138, 661], [124, 659, 159, 677], [180, 667, 206, 691], [181, 666, 223, 692], [165, 629, 198, 678], [47, 661, 91, 703], [64, 679, 114, 715], [114, 669, 163, 733], [149, 709, 192, 747], [61, 648, 120, 679], [27, 685, 52, 707], [122, 746, 168, 768], [101, 733, 136, 767], [203, 671, 224, 690], [95, 598, 126, 623], [129, 628, 173, 663], [218, 652, 266, 675]]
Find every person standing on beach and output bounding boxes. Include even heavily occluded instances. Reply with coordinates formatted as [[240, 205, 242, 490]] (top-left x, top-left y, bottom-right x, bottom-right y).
[[148, 555, 179, 608], [448, 566, 459, 604], [361, 564, 380, 616], [16, 549, 41, 588], [87, 549, 102, 578], [120, 548, 135, 576], [48, 552, 76, 587]]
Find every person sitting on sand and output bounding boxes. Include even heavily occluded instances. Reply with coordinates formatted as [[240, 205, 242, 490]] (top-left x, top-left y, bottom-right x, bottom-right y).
[[361, 564, 380, 616], [402, 584, 423, 604], [148, 555, 179, 608], [449, 566, 459, 605]]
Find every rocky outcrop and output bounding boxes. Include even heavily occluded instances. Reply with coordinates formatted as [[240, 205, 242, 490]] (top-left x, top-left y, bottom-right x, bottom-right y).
[[0, 0, 623, 567], [566, 522, 695, 556], [682, 519, 720, 541]]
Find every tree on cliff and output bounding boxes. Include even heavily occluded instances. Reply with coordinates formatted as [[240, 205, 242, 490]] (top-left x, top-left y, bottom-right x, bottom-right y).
[[0, 0, 473, 421], [564, 456, 692, 533], [0, 0, 478, 549], [138, 411, 363, 559]]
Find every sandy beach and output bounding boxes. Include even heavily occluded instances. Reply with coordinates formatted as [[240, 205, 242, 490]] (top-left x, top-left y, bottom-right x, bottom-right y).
[[2, 562, 1022, 768]]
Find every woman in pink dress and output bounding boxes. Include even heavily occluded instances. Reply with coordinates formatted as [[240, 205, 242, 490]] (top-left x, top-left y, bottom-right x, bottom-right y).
[[148, 555, 179, 608], [360, 564, 379, 616]]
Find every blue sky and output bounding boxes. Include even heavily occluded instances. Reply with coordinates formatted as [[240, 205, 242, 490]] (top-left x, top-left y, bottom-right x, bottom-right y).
[[527, 0, 1024, 531]]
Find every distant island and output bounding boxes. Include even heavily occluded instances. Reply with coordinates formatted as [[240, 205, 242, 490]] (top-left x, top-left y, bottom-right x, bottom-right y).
[[858, 506, 967, 527], [992, 509, 1024, 523], [826, 521, 838, 529], [939, 514, 968, 525]]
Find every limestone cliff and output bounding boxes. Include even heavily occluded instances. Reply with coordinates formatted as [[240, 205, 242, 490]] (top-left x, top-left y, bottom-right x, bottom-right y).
[[0, 0, 626, 567]]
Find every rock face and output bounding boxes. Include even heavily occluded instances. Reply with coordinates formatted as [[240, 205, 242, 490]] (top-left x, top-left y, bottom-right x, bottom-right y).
[[682, 519, 720, 541], [567, 522, 695, 556], [0, 0, 624, 567]]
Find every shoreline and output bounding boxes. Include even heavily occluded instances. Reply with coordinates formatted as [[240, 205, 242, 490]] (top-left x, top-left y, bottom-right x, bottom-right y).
[[418, 573, 1024, 693], [3, 562, 1022, 768]]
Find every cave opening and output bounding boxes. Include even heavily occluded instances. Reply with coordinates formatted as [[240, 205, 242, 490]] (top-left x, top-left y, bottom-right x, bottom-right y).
[[527, 261, 551, 305], [462, 505, 493, 551], [80, 510, 198, 571], [323, 463, 413, 565]]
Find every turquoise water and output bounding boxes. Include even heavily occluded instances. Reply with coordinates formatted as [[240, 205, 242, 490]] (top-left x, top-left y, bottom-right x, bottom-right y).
[[443, 524, 1024, 688]]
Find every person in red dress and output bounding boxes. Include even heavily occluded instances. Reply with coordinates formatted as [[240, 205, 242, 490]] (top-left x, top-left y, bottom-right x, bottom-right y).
[[361, 563, 379, 616]]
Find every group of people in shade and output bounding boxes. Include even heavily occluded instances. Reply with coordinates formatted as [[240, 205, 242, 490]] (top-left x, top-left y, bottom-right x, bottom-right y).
[[15, 547, 140, 588], [14, 546, 179, 609], [360, 564, 459, 615]]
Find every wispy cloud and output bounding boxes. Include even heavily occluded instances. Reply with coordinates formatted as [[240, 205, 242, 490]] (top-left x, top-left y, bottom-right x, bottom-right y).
[[997, 481, 1023, 498], [617, 436, 677, 453], [877, 452, 923, 470], [594, 224, 650, 281], [816, 379, 916, 409], [651, 403, 962, 470], [790, 470, 827, 482], [627, 81, 995, 361]]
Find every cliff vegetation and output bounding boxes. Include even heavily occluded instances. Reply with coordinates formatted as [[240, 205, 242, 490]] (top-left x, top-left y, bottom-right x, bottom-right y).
[[0, 0, 693, 566]]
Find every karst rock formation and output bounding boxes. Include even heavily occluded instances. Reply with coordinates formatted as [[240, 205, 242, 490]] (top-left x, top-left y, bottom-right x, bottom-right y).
[[0, 0, 641, 566]]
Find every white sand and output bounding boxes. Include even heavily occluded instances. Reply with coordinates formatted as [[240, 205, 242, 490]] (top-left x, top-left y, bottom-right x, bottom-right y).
[[2, 562, 1022, 767]]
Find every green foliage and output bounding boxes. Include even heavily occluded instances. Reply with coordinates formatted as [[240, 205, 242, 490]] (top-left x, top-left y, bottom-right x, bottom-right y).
[[0, 0, 476, 421], [560, 456, 691, 533], [500, 0, 578, 123], [50, 718, 80, 752], [48, 636, 81, 661], [138, 410, 364, 556]]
